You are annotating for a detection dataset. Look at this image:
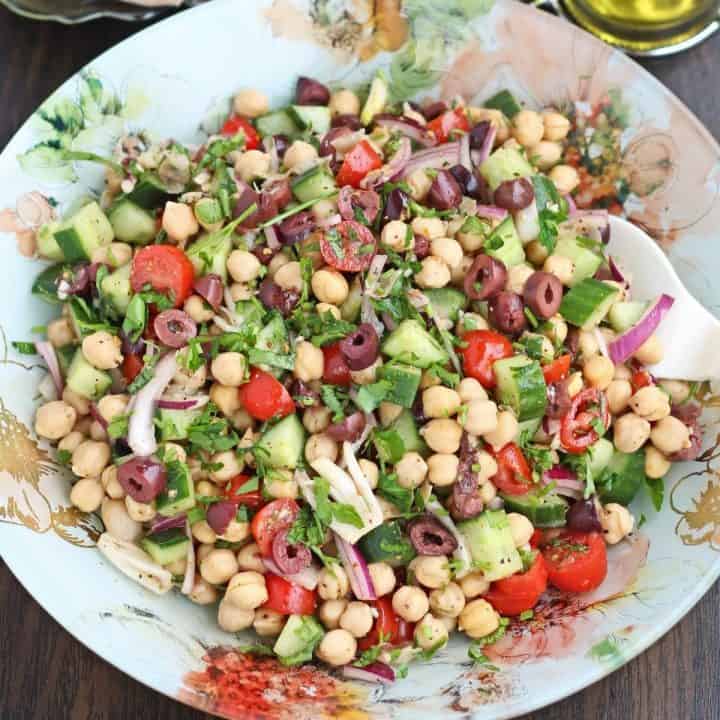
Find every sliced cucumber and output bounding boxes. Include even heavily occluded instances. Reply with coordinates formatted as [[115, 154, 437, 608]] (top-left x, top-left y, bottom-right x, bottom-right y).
[[186, 230, 232, 282], [381, 319, 448, 369], [502, 490, 568, 528], [32, 263, 68, 305], [360, 75, 388, 126], [37, 222, 64, 261], [358, 521, 415, 567], [484, 216, 525, 267], [258, 414, 306, 469], [156, 461, 195, 517], [484, 89, 522, 118], [340, 276, 362, 322], [54, 201, 114, 262], [588, 437, 614, 476], [66, 348, 112, 400], [493, 355, 547, 422], [288, 105, 331, 135], [479, 147, 534, 191], [607, 300, 649, 333], [141, 528, 190, 565], [125, 174, 171, 210], [596, 448, 647, 505], [156, 407, 203, 442], [108, 199, 156, 245], [458, 509, 522, 582], [553, 232, 603, 286], [559, 279, 620, 330], [256, 109, 301, 139], [424, 287, 468, 323], [291, 166, 337, 203], [376, 363, 421, 409], [100, 263, 132, 314], [389, 409, 428, 456], [273, 614, 324, 666]]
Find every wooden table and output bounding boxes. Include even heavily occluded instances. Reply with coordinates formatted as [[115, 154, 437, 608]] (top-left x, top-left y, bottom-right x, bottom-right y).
[[0, 6, 718, 719]]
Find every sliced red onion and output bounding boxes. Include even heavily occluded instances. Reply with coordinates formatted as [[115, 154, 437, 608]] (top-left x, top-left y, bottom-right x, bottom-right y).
[[360, 255, 387, 337], [88, 402, 109, 431], [35, 340, 64, 397], [262, 557, 320, 591], [373, 114, 436, 147], [342, 662, 396, 685], [338, 185, 381, 224], [542, 465, 584, 499], [181, 520, 196, 595], [264, 223, 282, 250], [128, 351, 178, 457], [157, 394, 209, 410], [193, 274, 223, 310], [574, 209, 610, 244], [334, 533, 376, 601], [400, 141, 460, 179], [608, 256, 627, 285], [317, 213, 342, 229], [475, 205, 508, 221], [150, 513, 187, 534], [206, 500, 238, 536], [459, 131, 472, 171], [608, 294, 675, 365], [360, 137, 412, 189], [470, 123, 496, 166], [564, 193, 578, 215]]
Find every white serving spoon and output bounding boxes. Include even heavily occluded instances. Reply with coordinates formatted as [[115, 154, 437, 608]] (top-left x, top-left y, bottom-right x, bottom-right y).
[[606, 216, 720, 381]]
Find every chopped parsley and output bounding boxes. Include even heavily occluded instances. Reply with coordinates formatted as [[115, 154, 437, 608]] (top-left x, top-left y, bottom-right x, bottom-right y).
[[106, 413, 129, 440], [377, 471, 413, 513]]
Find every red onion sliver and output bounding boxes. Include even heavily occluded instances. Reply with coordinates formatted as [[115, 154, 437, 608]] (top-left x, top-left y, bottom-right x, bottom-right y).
[[334, 533, 376, 601], [459, 131, 472, 171], [475, 205, 508, 221], [88, 402, 109, 431], [609, 256, 627, 285], [470, 122, 496, 166], [150, 513, 187, 534], [262, 557, 320, 591], [373, 114, 436, 147], [400, 141, 460, 179], [342, 662, 396, 684], [564, 193, 578, 215], [181, 520, 196, 595], [193, 273, 223, 310], [35, 340, 64, 397], [156, 395, 209, 411], [608, 294, 675, 365], [264, 223, 281, 250], [361, 137, 412, 189], [317, 213, 342, 229]]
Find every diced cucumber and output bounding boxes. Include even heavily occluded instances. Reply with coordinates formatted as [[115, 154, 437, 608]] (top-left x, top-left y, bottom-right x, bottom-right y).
[[458, 509, 523, 582], [596, 449, 647, 505], [66, 348, 112, 400], [57, 345, 77, 373], [389, 409, 428, 456], [54, 201, 114, 262], [32, 263, 68, 305], [484, 89, 522, 118], [186, 230, 232, 282], [273, 614, 324, 666], [479, 147, 534, 191], [156, 461, 195, 517], [340, 276, 362, 322], [360, 75, 388, 126], [358, 521, 415, 567], [108, 199, 156, 245], [484, 216, 525, 267], [381, 319, 449, 369], [288, 105, 331, 135], [291, 166, 337, 203], [559, 279, 619, 330], [125, 174, 171, 210], [141, 528, 190, 565], [553, 232, 603, 286], [376, 363, 421, 409], [258, 414, 306, 469], [156, 407, 203, 442], [256, 109, 301, 139], [493, 355, 547, 422], [256, 313, 288, 355], [607, 300, 649, 333], [501, 490, 568, 528], [424, 287, 468, 323], [100, 263, 132, 314], [588, 438, 614, 476], [37, 222, 64, 261]]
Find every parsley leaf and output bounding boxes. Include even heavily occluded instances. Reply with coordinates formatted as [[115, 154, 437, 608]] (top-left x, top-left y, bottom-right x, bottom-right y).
[[377, 471, 413, 513], [353, 632, 390, 667], [127, 352, 159, 394], [354, 380, 392, 413], [533, 174, 569, 254], [645, 475, 664, 511], [107, 413, 129, 440], [186, 401, 239, 455], [320, 385, 348, 422], [11, 341, 36, 355], [467, 617, 509, 668]]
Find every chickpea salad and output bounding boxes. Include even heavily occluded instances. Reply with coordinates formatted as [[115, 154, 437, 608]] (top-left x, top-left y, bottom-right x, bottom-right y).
[[21, 74, 703, 679]]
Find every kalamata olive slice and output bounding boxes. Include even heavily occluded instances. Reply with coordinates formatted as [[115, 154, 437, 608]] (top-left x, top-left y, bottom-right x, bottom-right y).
[[411, 394, 426, 424], [234, 182, 265, 229], [263, 177, 293, 211], [273, 134, 290, 158], [449, 164, 472, 193], [339, 323, 379, 370], [320, 126, 352, 158], [471, 172, 494, 204], [326, 411, 367, 443], [427, 169, 463, 210], [337, 186, 381, 225], [193, 273, 223, 310], [67, 264, 91, 296], [117, 457, 167, 503], [408, 516, 458, 556], [206, 500, 238, 536], [295, 76, 330, 106], [120, 329, 145, 357], [251, 244, 279, 266], [413, 234, 430, 259], [154, 309, 197, 348], [464, 254, 508, 301], [382, 187, 410, 224], [523, 271, 563, 320], [289, 379, 320, 408], [494, 177, 535, 211], [671, 402, 702, 425], [670, 421, 703, 462], [272, 527, 312, 575], [546, 380, 572, 420], [257, 278, 299, 316], [469, 120, 492, 150], [331, 114, 363, 130], [566, 497, 602, 533], [277, 211, 316, 245], [489, 291, 527, 335], [422, 100, 448, 121]]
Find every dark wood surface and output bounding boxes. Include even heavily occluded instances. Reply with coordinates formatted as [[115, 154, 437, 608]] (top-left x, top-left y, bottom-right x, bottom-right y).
[[0, 6, 719, 719]]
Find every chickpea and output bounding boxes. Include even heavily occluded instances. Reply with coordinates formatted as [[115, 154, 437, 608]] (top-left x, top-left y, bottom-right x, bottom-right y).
[[542, 111, 571, 141], [253, 608, 285, 637], [422, 418, 463, 454], [512, 110, 544, 147], [219, 520, 251, 544], [542, 314, 568, 346], [101, 498, 142, 542], [318, 565, 350, 600], [234, 150, 271, 182], [303, 405, 331, 434], [210, 382, 242, 417], [318, 599, 348, 630], [549, 164, 580, 195], [305, 433, 338, 463], [419, 369, 442, 390], [100, 465, 124, 499], [70, 478, 104, 513], [645, 445, 671, 479], [525, 239, 549, 266], [368, 562, 396, 597], [613, 413, 651, 454], [316, 629, 357, 666], [59, 430, 84, 455], [392, 585, 430, 623], [196, 544, 215, 565], [192, 520, 217, 544], [189, 575, 219, 605], [415, 256, 451, 289], [431, 237, 463, 270], [218, 600, 254, 632], [195, 479, 219, 498], [95, 395, 127, 426], [91, 241, 132, 268], [233, 88, 268, 118], [237, 542, 264, 573], [35, 400, 77, 440], [47, 317, 75, 348], [613, 364, 632, 381], [543, 254, 574, 286], [483, 410, 518, 450], [316, 302, 341, 320], [225, 571, 268, 610], [72, 440, 110, 478], [566, 371, 584, 398], [339, 601, 374, 638], [165, 557, 187, 575], [606, 379, 632, 415], [464, 399, 499, 437], [227, 249, 262, 283], [173, 359, 207, 390], [162, 201, 199, 243], [583, 355, 614, 390], [429, 582, 465, 618], [480, 480, 497, 505], [659, 380, 690, 405], [530, 140, 563, 170], [507, 513, 534, 547], [422, 386, 461, 419], [379, 401, 403, 426], [505, 263, 535, 295], [601, 503, 634, 545], [427, 453, 459, 487], [264, 471, 299, 500], [459, 572, 490, 599], [411, 555, 451, 589], [284, 140, 318, 173], [629, 386, 671, 422], [313, 269, 350, 305], [459, 598, 500, 639], [200, 549, 240, 586], [275, 260, 303, 292], [125, 495, 156, 523], [294, 341, 325, 382], [328, 88, 360, 116], [395, 452, 428, 489], [73, 416, 93, 435], [358, 458, 379, 489], [650, 416, 691, 455], [457, 226, 486, 253], [466, 107, 509, 143], [209, 352, 246, 388], [381, 220, 411, 251], [81, 331, 122, 370], [209, 450, 244, 483], [89, 420, 107, 441], [414, 613, 449, 651], [406, 168, 433, 200], [634, 334, 663, 365], [457, 378, 488, 404], [267, 250, 291, 279]]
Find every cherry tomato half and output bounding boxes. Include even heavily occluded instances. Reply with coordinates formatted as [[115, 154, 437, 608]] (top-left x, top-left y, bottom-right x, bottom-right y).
[[460, 330, 514, 388], [121, 352, 144, 383], [130, 245, 195, 308], [631, 370, 653, 392], [220, 114, 260, 150], [239, 368, 295, 421], [489, 443, 533, 495], [336, 140, 382, 188], [484, 552, 548, 616], [319, 220, 377, 272], [560, 387, 610, 454], [322, 342, 351, 386], [250, 498, 300, 557], [264, 573, 317, 616], [427, 107, 470, 144], [357, 596, 415, 651], [542, 354, 572, 384], [223, 474, 264, 509], [540, 531, 607, 593]]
